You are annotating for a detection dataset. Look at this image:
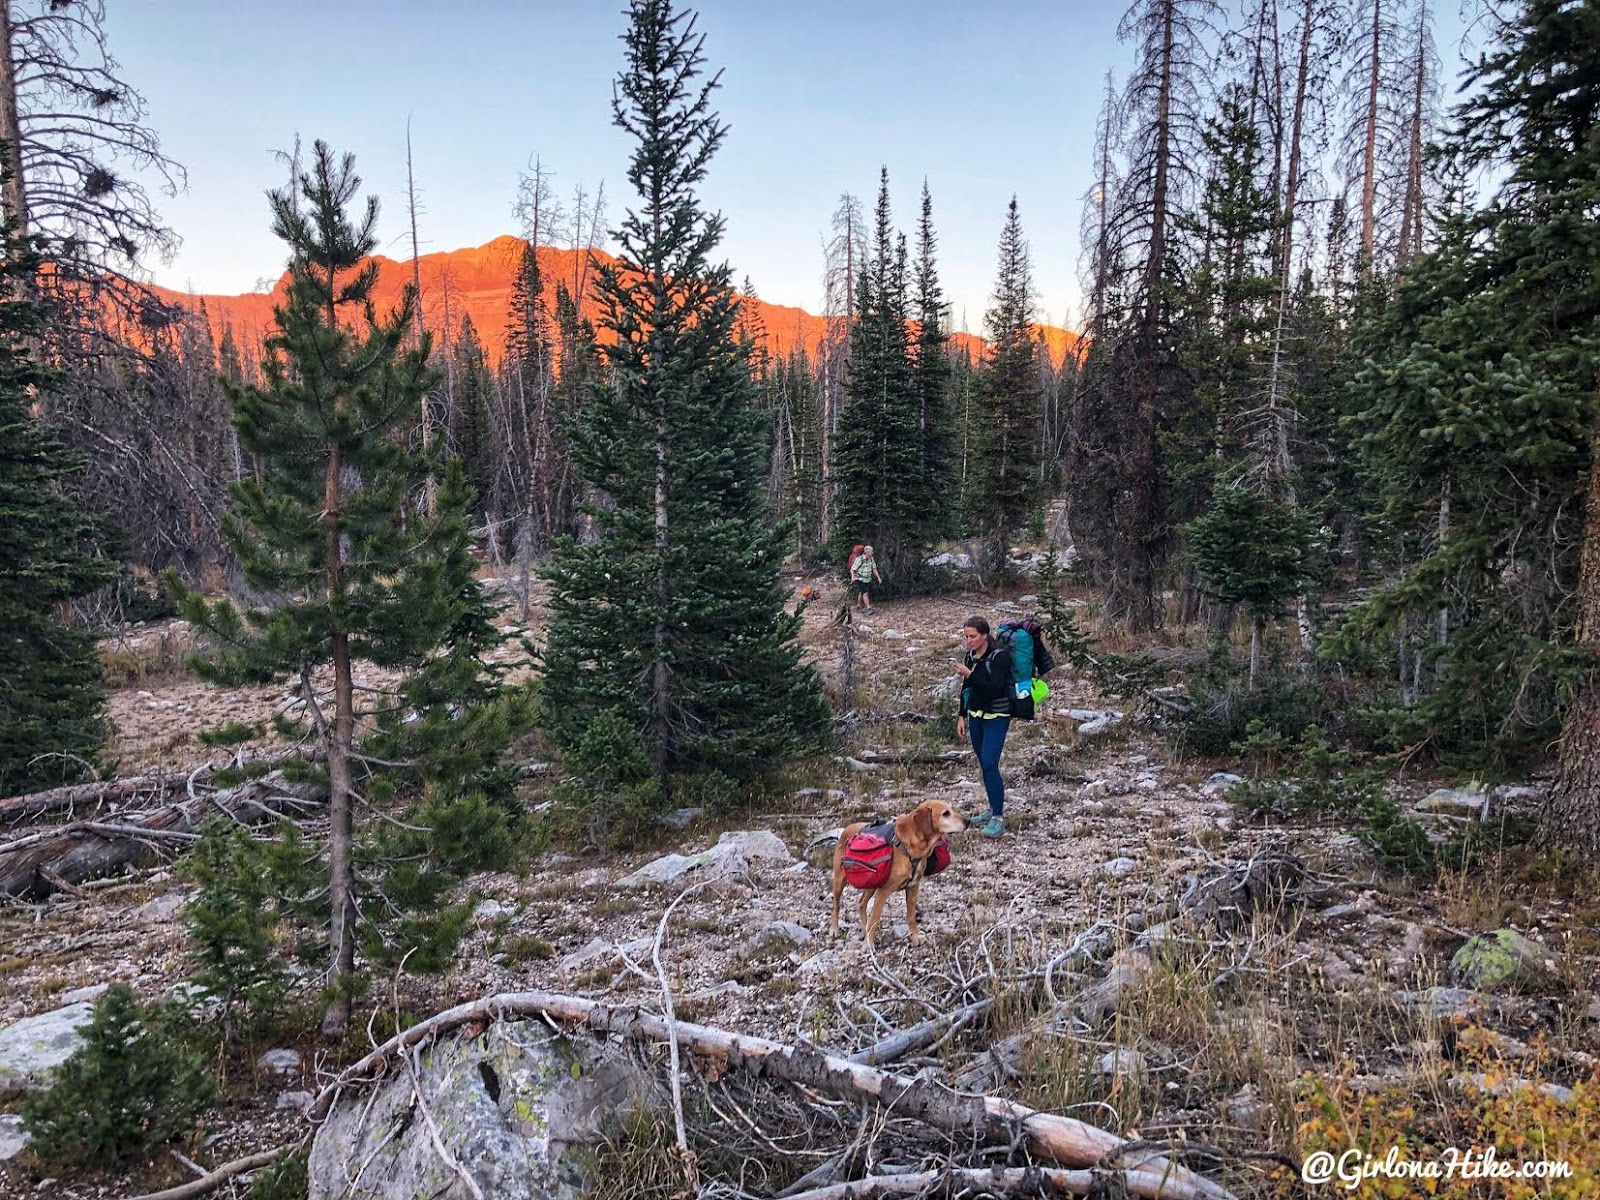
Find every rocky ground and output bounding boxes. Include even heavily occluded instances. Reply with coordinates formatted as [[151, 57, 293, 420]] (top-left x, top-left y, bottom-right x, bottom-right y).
[[1, 570, 1597, 1198]]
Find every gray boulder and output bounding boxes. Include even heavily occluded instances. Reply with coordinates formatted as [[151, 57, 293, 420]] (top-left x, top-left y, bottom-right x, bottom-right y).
[[618, 830, 793, 889], [1100, 857, 1138, 879], [744, 921, 813, 954], [257, 1047, 303, 1079], [1200, 772, 1244, 798], [925, 551, 976, 574], [1415, 786, 1491, 821], [0, 1114, 30, 1162], [1077, 949, 1152, 1024], [129, 891, 189, 925], [1394, 987, 1494, 1020], [308, 1021, 656, 1200], [559, 936, 654, 973], [1093, 1049, 1145, 1077], [0, 1001, 95, 1096]]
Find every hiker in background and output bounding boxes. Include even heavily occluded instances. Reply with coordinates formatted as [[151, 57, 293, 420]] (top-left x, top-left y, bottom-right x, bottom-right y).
[[953, 615, 1013, 838], [851, 543, 883, 614]]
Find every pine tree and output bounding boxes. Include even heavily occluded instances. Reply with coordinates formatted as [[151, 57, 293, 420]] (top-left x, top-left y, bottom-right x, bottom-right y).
[[1189, 486, 1321, 686], [551, 278, 600, 540], [170, 142, 532, 1037], [541, 0, 829, 799], [21, 984, 214, 1168], [182, 818, 288, 1045], [831, 169, 935, 590], [911, 181, 956, 539], [0, 229, 112, 796], [970, 198, 1043, 572], [768, 344, 824, 557], [503, 239, 562, 559], [449, 313, 496, 519]]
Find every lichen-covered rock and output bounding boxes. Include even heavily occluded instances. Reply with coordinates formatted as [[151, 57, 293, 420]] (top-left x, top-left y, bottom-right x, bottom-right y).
[[308, 1021, 656, 1200], [1450, 929, 1561, 991], [0, 1001, 95, 1096]]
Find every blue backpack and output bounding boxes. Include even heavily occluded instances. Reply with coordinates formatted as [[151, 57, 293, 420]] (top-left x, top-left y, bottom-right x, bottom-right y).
[[996, 620, 1055, 720]]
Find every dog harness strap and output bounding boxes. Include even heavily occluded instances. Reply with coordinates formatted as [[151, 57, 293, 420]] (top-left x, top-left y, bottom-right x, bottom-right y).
[[884, 826, 931, 891], [868, 819, 931, 889]]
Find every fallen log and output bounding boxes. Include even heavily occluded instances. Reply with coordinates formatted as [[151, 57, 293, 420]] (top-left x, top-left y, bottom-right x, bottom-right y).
[[0, 747, 319, 826], [0, 771, 193, 825], [308, 990, 1236, 1200], [0, 772, 325, 901]]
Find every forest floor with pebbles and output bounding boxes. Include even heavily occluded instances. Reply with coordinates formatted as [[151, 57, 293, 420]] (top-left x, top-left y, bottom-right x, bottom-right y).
[[2, 570, 1598, 1198]]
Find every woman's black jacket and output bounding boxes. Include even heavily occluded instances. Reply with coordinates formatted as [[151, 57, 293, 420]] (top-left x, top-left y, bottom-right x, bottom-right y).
[[960, 642, 1014, 717]]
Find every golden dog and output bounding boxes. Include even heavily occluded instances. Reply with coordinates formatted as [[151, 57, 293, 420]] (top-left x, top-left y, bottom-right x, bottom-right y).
[[828, 798, 968, 950]]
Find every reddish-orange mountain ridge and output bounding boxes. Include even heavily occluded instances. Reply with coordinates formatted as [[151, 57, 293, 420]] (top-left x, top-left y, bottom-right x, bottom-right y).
[[152, 234, 1079, 368]]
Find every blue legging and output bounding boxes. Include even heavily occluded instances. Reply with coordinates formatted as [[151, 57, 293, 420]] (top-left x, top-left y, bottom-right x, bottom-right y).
[[967, 716, 1011, 817]]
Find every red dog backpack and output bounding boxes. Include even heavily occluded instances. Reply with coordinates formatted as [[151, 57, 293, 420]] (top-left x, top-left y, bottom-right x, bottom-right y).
[[841, 821, 951, 890]]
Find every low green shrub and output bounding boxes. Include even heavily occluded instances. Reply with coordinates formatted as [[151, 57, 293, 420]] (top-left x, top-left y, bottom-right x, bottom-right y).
[[21, 984, 214, 1168]]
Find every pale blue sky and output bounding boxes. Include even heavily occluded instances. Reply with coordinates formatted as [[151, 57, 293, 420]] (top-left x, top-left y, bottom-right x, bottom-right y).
[[108, 1, 1474, 333]]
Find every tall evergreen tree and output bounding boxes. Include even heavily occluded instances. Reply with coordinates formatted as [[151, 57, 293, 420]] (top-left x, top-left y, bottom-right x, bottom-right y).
[[503, 240, 563, 556], [831, 169, 934, 589], [768, 344, 824, 557], [0, 230, 112, 796], [551, 276, 600, 536], [172, 142, 532, 1036], [540, 0, 829, 797], [970, 198, 1042, 571], [449, 313, 496, 520], [911, 181, 956, 539]]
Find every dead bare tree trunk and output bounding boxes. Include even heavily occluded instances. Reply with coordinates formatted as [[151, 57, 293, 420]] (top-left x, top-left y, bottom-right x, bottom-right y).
[[0, 2, 27, 246], [1358, 0, 1383, 278], [306, 990, 1237, 1200], [1396, 2, 1429, 268], [405, 121, 436, 516]]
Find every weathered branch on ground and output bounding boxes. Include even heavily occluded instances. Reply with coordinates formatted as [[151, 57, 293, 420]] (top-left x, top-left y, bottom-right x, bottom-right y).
[[307, 990, 1236, 1200], [849, 996, 994, 1066], [126, 1141, 303, 1200], [780, 1165, 1118, 1199], [854, 748, 969, 766], [0, 773, 325, 901]]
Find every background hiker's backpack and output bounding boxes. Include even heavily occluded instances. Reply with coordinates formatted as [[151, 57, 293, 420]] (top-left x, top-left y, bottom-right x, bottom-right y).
[[1023, 617, 1057, 676], [842, 821, 951, 890]]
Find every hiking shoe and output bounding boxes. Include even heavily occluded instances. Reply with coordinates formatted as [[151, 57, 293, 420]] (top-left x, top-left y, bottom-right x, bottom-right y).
[[980, 815, 1004, 838]]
